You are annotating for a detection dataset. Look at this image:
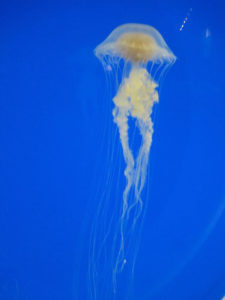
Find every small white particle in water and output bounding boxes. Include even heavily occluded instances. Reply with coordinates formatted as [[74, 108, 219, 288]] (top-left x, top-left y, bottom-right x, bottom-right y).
[[179, 8, 192, 31], [106, 65, 112, 71], [205, 28, 211, 38]]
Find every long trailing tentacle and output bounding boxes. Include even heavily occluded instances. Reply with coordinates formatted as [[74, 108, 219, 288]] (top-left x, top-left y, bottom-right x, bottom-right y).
[[112, 107, 134, 289], [111, 67, 158, 292], [127, 117, 153, 224]]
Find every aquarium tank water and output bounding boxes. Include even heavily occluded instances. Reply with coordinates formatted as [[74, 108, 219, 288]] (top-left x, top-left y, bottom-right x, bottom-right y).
[[0, 0, 225, 300]]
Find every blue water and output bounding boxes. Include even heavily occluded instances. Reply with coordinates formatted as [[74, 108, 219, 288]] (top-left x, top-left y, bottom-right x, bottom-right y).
[[1, 0, 225, 299]]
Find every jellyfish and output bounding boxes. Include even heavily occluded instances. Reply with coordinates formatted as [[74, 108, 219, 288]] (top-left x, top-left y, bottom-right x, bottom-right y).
[[91, 23, 176, 299]]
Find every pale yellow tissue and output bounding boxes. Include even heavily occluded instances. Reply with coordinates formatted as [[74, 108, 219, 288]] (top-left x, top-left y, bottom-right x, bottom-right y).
[[113, 88, 130, 109], [128, 69, 158, 120], [113, 68, 158, 121], [116, 32, 157, 63]]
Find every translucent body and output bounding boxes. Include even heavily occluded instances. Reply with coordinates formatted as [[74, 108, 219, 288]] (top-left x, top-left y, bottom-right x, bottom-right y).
[[91, 23, 176, 299], [95, 23, 176, 63]]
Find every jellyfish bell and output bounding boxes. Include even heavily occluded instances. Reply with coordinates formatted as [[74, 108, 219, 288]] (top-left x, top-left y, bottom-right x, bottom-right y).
[[94, 23, 176, 65], [91, 23, 176, 297]]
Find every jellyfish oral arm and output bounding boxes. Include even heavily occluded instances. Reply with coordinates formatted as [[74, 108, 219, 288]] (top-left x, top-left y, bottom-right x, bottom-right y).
[[113, 67, 158, 188], [112, 67, 158, 280]]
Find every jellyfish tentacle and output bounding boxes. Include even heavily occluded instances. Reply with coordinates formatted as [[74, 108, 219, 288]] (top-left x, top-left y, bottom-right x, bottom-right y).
[[135, 118, 153, 220], [112, 107, 135, 292], [113, 107, 134, 215], [111, 69, 159, 292]]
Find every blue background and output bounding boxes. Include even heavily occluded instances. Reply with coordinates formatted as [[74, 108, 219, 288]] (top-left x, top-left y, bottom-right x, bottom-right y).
[[1, 0, 225, 299]]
